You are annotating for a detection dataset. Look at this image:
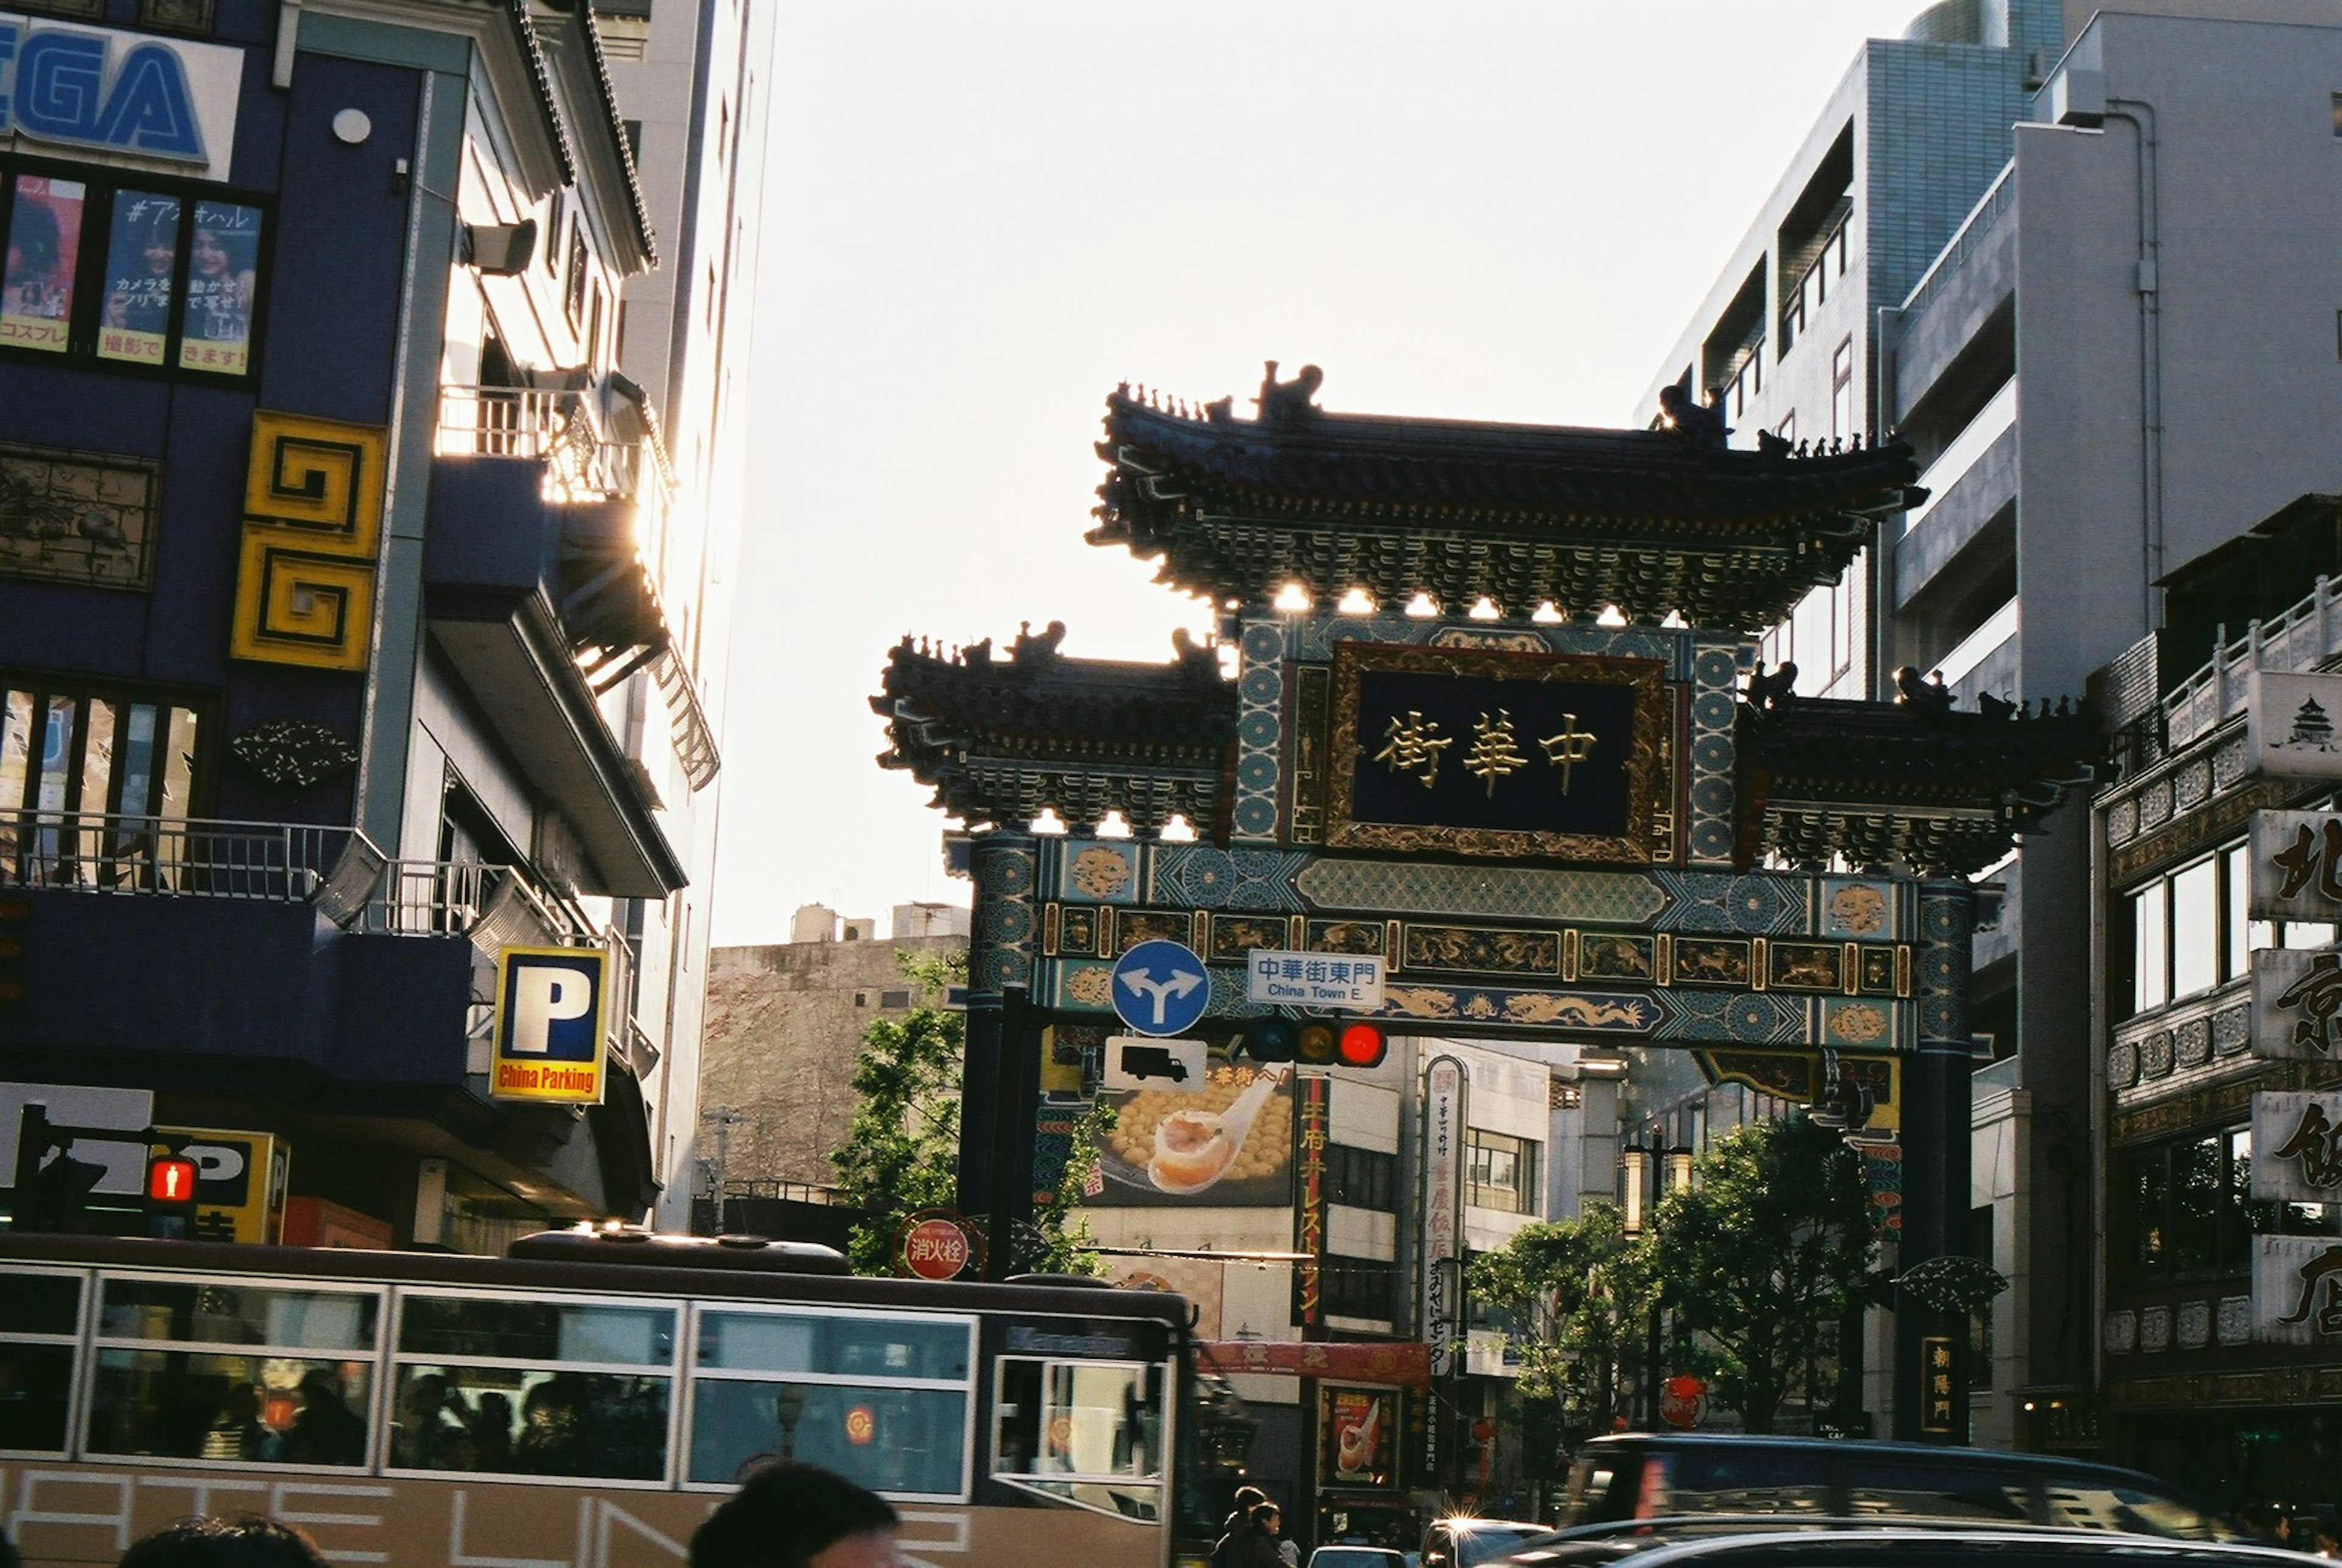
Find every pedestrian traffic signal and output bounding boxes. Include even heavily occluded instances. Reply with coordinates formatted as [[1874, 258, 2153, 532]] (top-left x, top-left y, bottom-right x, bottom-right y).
[[144, 1151, 199, 1239], [0, 898, 27, 1006]]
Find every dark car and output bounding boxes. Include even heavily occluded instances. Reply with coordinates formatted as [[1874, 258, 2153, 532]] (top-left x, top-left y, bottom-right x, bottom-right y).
[[1502, 1525, 2310, 1568], [1548, 1433, 2238, 1541]]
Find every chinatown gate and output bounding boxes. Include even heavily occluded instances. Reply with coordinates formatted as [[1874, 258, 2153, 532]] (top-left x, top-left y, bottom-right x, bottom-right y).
[[873, 367, 2099, 1446]]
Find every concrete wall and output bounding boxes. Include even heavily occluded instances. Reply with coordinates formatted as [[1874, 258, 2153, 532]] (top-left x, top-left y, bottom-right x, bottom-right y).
[[700, 934, 965, 1189]]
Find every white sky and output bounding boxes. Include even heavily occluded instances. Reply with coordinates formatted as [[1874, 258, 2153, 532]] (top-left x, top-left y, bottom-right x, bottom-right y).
[[709, 0, 1935, 947]]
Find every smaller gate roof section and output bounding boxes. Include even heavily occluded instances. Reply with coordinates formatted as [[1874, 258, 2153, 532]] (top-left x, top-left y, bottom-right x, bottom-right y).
[[1737, 682, 2105, 878], [873, 625, 1237, 836], [1092, 369, 1925, 631]]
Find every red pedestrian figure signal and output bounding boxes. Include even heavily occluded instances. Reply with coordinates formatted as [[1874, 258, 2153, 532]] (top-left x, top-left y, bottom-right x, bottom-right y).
[[145, 1153, 199, 1239]]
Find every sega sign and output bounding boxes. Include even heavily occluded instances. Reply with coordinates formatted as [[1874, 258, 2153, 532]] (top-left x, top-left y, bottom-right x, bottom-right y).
[[490, 947, 609, 1105], [0, 13, 244, 182]]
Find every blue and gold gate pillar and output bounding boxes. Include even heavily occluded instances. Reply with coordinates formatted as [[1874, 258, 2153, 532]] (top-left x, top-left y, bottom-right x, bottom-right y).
[[1896, 879, 1978, 1441]]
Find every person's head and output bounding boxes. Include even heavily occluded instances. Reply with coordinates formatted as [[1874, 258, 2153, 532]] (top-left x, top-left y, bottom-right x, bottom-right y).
[[296, 1370, 341, 1409], [191, 223, 234, 278], [690, 1461, 900, 1568], [118, 1517, 327, 1568], [1233, 1486, 1266, 1517], [1252, 1505, 1281, 1536], [7, 193, 59, 279]]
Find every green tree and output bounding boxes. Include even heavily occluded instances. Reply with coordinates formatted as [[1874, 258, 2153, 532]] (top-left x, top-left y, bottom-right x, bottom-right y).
[[1645, 1115, 1876, 1433], [1469, 1203, 1651, 1453], [831, 952, 964, 1274]]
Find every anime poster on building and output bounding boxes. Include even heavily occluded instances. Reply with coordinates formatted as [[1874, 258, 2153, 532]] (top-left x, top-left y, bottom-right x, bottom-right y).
[[2, 177, 85, 353], [1319, 1384, 1398, 1489], [99, 192, 182, 365], [178, 201, 262, 375], [1090, 1062, 1294, 1206]]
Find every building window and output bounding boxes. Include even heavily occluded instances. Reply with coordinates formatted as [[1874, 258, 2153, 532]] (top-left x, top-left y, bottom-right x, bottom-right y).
[[1325, 1144, 1397, 1211], [0, 677, 207, 887], [0, 168, 264, 378], [2113, 1127, 2335, 1289], [139, 0, 217, 32], [1321, 1256, 1398, 1320], [1831, 336, 1856, 440], [1466, 1128, 1539, 1215], [565, 228, 589, 326], [879, 989, 911, 1009], [2124, 840, 2332, 1017]]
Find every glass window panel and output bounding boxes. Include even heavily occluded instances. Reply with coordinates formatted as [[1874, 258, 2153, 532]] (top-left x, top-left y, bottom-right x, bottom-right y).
[[86, 1349, 370, 1466], [118, 704, 157, 818], [98, 192, 181, 365], [390, 1364, 667, 1480], [179, 202, 261, 375], [0, 1272, 80, 1334], [0, 689, 28, 872], [689, 1377, 963, 1493], [2132, 1153, 2168, 1276], [2171, 1136, 2221, 1273], [2224, 1129, 2255, 1272], [697, 1309, 968, 1381], [2225, 845, 2251, 980], [396, 1297, 675, 1364], [2, 177, 85, 354], [160, 705, 198, 826], [2171, 858, 2218, 999], [2132, 881, 2168, 1013], [2287, 922, 2338, 950], [98, 1278, 378, 1350], [0, 1341, 74, 1452]]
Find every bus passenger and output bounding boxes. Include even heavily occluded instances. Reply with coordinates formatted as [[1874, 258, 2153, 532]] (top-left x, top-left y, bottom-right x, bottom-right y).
[[279, 1370, 365, 1466], [117, 1517, 327, 1568], [690, 1461, 901, 1568]]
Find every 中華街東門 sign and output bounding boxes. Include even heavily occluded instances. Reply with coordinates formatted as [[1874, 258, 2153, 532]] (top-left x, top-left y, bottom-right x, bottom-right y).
[[1324, 643, 1671, 863], [490, 947, 609, 1105], [0, 13, 244, 183]]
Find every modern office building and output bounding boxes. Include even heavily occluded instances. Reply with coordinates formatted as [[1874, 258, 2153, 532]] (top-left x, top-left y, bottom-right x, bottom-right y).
[[1639, 0, 2342, 1446], [0, 0, 763, 1250]]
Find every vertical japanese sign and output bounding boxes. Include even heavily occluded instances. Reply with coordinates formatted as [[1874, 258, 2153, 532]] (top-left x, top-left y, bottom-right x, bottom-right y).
[[1421, 1056, 1467, 1376], [1919, 1336, 1958, 1434], [2251, 1091, 2342, 1203], [1294, 1076, 1329, 1327], [2255, 1235, 2342, 1346], [2248, 811, 2342, 922]]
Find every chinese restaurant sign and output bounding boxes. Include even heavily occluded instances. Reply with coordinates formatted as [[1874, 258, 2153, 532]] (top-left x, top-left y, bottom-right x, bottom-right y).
[[1292, 1076, 1328, 1327], [0, 13, 243, 183], [1420, 1056, 1466, 1378], [2247, 811, 2342, 923], [1326, 643, 1671, 863], [2255, 1235, 2342, 1346], [2249, 673, 2342, 779], [2251, 948, 2342, 1061], [1919, 1336, 1958, 1433], [2251, 1092, 2342, 1205]]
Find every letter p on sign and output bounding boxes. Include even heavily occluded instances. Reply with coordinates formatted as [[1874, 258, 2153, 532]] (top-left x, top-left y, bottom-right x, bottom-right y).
[[496, 947, 606, 1062]]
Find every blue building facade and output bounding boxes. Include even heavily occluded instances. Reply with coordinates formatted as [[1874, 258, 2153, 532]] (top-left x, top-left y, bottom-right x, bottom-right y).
[[0, 0, 722, 1247]]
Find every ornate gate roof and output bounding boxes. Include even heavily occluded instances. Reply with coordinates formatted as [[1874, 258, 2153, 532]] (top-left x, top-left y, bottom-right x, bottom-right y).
[[1092, 367, 1924, 630]]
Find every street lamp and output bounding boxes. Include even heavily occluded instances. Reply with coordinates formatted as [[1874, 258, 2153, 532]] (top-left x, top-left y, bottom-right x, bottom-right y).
[[1619, 1140, 1649, 1238], [1664, 1145, 1694, 1197]]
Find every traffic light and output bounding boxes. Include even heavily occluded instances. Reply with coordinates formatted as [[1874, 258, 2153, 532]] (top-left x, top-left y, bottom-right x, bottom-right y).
[[14, 1149, 106, 1233], [0, 897, 27, 1006], [1334, 1020, 1388, 1069], [1239, 1015, 1297, 1063], [145, 1151, 200, 1240], [1238, 1015, 1386, 1069]]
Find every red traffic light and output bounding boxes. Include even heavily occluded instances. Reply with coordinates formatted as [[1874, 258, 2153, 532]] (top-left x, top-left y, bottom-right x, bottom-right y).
[[1335, 1022, 1387, 1068], [146, 1155, 198, 1206]]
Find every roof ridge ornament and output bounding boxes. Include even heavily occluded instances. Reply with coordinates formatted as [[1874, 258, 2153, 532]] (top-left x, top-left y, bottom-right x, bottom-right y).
[[1254, 360, 1324, 429]]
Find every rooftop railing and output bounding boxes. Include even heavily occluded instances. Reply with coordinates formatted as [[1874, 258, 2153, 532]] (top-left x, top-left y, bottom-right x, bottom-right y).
[[1898, 160, 2016, 322], [2164, 575, 2342, 750]]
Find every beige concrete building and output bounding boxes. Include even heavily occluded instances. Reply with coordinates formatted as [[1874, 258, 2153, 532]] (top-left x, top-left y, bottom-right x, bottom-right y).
[[699, 904, 970, 1195]]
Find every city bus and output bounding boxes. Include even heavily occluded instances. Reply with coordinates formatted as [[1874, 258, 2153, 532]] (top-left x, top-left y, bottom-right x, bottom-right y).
[[0, 1228, 1212, 1568]]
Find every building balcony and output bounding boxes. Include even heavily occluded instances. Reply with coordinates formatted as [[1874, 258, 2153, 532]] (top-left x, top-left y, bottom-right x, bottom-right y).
[[1893, 163, 2017, 424], [1939, 600, 2018, 707], [426, 385, 693, 897], [0, 811, 659, 1215], [1897, 380, 2017, 610]]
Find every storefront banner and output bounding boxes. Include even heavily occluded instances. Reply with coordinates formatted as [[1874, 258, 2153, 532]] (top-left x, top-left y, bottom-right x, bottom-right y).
[[2248, 811, 2342, 923], [1319, 1384, 1400, 1489], [2251, 1092, 2342, 1204], [1420, 1056, 1467, 1379], [2250, 947, 2342, 1061], [2249, 671, 2342, 779], [0, 12, 244, 183], [2255, 1234, 2342, 1347], [1089, 1062, 1294, 1206], [1197, 1339, 1431, 1386]]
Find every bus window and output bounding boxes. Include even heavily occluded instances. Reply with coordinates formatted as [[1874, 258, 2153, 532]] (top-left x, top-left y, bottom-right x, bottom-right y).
[[994, 1358, 1162, 1520], [85, 1275, 381, 1467], [687, 1305, 972, 1498], [390, 1293, 674, 1482], [0, 1270, 82, 1454]]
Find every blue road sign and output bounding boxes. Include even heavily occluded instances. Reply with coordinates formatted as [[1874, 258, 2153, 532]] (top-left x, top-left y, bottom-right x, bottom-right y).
[[1110, 939, 1211, 1037]]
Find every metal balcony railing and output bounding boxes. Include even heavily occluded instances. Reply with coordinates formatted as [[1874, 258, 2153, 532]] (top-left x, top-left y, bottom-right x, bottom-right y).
[[0, 812, 356, 899], [2165, 575, 2342, 750]]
